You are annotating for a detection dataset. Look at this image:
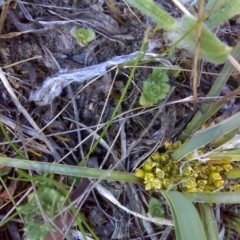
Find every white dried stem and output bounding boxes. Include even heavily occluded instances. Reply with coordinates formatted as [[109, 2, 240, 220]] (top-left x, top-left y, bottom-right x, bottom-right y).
[[95, 184, 174, 226]]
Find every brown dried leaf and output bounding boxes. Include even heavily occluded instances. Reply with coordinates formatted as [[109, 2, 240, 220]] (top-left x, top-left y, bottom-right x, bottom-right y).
[[0, 180, 17, 201], [0, 30, 32, 39]]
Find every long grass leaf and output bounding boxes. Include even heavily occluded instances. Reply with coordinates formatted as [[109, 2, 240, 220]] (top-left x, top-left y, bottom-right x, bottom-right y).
[[167, 15, 232, 63], [184, 192, 240, 204], [125, 0, 176, 29], [197, 203, 219, 240], [225, 168, 240, 180], [0, 157, 142, 184], [205, 0, 240, 28], [161, 191, 207, 240], [172, 111, 240, 161]]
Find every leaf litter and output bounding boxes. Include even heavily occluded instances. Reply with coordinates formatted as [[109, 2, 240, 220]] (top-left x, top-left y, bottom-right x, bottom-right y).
[[0, 0, 240, 239]]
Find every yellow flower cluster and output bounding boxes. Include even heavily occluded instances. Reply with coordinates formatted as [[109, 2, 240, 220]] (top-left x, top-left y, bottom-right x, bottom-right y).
[[135, 142, 240, 192]]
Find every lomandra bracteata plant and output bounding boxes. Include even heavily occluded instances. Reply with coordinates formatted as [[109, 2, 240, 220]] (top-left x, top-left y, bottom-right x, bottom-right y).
[[136, 141, 239, 192]]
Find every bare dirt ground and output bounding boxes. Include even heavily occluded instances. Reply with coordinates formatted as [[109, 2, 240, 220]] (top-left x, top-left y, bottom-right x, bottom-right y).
[[1, 0, 240, 239]]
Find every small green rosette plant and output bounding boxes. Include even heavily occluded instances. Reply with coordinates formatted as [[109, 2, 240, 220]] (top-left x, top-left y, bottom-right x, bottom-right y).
[[71, 27, 96, 46], [139, 68, 171, 107]]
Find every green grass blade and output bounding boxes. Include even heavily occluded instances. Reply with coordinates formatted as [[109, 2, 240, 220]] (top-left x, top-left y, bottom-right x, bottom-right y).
[[207, 149, 240, 161], [210, 127, 240, 149], [125, 0, 176, 30], [161, 191, 207, 240], [205, 0, 240, 28], [224, 215, 240, 235], [179, 41, 240, 141], [0, 177, 25, 223], [168, 15, 232, 63], [225, 168, 240, 180], [0, 120, 26, 159], [184, 192, 240, 204], [172, 111, 240, 161], [197, 203, 219, 240], [0, 157, 142, 184]]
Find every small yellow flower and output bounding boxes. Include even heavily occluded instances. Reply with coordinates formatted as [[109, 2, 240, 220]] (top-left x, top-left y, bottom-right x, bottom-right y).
[[143, 159, 157, 171], [209, 171, 223, 182], [162, 153, 169, 161], [184, 152, 195, 161], [182, 166, 193, 177], [170, 164, 178, 175], [152, 178, 162, 190], [164, 141, 172, 150], [144, 172, 155, 182], [145, 181, 153, 191], [208, 165, 222, 172], [155, 168, 165, 178], [171, 141, 181, 150], [192, 165, 200, 174], [215, 165, 223, 172], [135, 169, 146, 179], [164, 165, 172, 173], [162, 178, 173, 188], [151, 152, 162, 162], [200, 165, 209, 174], [213, 180, 225, 188], [183, 178, 197, 189], [221, 163, 233, 172], [197, 180, 207, 189]]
